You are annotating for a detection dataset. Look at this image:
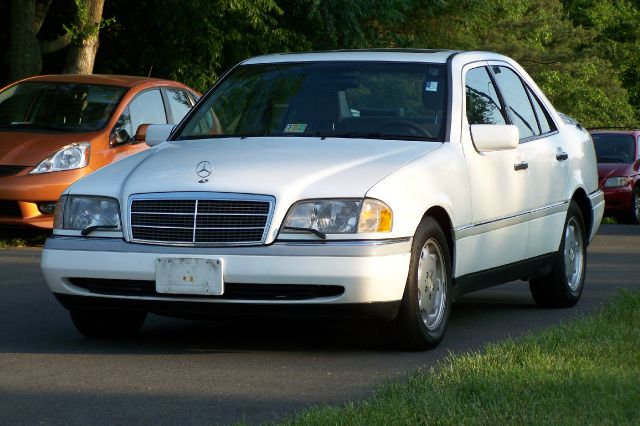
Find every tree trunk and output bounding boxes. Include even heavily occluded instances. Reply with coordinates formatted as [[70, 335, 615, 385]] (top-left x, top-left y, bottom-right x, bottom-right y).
[[64, 0, 105, 74], [9, 0, 42, 81]]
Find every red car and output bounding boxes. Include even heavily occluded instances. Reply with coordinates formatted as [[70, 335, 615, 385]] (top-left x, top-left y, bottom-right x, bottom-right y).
[[590, 129, 640, 223]]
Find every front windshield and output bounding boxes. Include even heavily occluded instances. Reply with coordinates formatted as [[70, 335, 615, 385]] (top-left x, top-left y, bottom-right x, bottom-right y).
[[176, 61, 447, 141], [592, 133, 636, 163], [0, 82, 126, 132]]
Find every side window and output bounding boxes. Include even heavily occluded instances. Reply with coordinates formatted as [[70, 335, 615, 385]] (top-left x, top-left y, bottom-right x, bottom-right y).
[[465, 67, 506, 125], [526, 86, 556, 134], [166, 89, 193, 123], [491, 66, 539, 139], [129, 89, 167, 134], [189, 91, 200, 103], [113, 105, 133, 140]]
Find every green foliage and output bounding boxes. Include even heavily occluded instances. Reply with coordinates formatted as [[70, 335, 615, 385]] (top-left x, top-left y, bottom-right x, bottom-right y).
[[98, 0, 296, 91], [0, 228, 49, 249], [273, 289, 640, 425], [562, 0, 640, 118], [63, 0, 115, 45], [274, 0, 425, 50], [65, 0, 640, 124], [384, 0, 638, 127]]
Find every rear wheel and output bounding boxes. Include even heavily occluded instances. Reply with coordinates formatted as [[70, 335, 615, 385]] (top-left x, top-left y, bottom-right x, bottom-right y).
[[70, 309, 147, 338], [380, 217, 452, 350], [529, 201, 586, 308]]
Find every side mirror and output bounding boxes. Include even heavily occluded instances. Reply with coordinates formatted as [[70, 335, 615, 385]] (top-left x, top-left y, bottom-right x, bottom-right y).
[[133, 123, 151, 143], [145, 124, 175, 147], [109, 128, 131, 147], [470, 124, 519, 152]]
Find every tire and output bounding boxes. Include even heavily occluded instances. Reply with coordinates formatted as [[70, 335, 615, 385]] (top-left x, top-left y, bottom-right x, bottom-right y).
[[626, 186, 640, 225], [70, 309, 147, 338], [380, 217, 452, 350], [529, 200, 586, 308]]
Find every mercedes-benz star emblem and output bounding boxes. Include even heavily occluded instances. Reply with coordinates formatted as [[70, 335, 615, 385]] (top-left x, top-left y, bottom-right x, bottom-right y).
[[196, 160, 212, 183]]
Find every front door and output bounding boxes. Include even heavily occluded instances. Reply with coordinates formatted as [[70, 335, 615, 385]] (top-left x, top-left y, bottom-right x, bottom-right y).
[[456, 63, 530, 277]]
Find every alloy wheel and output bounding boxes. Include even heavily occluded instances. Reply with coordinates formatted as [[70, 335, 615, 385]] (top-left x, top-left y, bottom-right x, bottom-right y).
[[564, 217, 584, 291], [417, 238, 447, 330]]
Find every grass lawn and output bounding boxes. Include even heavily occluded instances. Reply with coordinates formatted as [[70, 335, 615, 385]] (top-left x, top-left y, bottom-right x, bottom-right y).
[[0, 227, 49, 248], [275, 290, 640, 425]]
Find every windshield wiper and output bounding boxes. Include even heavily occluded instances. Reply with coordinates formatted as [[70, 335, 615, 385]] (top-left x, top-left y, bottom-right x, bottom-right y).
[[282, 226, 327, 239], [332, 132, 434, 141], [332, 132, 384, 139], [597, 157, 625, 163], [81, 225, 119, 236]]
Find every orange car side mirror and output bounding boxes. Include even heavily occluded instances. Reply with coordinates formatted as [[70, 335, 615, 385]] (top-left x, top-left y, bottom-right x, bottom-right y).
[[134, 124, 151, 143]]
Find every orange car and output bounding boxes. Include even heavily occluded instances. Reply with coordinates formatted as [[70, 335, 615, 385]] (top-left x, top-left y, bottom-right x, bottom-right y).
[[0, 74, 199, 228]]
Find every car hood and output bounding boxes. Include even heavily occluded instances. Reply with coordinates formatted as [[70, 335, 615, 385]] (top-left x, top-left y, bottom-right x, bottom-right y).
[[0, 130, 96, 166], [69, 137, 441, 201], [597, 162, 633, 178]]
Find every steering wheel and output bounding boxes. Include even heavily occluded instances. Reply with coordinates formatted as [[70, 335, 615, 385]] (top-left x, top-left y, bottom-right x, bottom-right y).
[[375, 119, 433, 138]]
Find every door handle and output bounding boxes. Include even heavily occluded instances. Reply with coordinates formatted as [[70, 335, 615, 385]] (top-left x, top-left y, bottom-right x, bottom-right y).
[[514, 161, 528, 171], [556, 152, 569, 161]]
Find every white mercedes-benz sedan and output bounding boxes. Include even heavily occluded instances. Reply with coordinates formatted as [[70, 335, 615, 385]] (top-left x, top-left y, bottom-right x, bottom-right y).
[[41, 50, 604, 350]]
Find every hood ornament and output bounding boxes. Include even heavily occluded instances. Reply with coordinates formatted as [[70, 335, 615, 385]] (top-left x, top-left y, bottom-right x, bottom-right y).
[[196, 161, 212, 183]]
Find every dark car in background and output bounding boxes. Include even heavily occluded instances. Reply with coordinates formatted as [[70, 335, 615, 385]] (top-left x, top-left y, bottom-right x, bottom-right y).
[[590, 129, 640, 224]]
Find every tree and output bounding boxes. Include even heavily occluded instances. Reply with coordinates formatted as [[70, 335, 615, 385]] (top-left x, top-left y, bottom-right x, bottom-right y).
[[561, 0, 640, 117], [382, 0, 637, 127], [64, 0, 111, 74], [8, 0, 70, 81], [275, 0, 446, 50], [97, 0, 295, 92], [7, 0, 110, 81]]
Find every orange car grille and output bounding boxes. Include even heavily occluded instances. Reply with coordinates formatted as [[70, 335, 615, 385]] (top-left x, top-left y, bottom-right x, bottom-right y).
[[0, 166, 27, 178], [0, 201, 22, 218]]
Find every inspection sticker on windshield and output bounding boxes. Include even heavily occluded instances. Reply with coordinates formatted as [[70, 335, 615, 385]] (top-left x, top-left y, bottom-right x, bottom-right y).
[[284, 123, 307, 133], [424, 81, 438, 92]]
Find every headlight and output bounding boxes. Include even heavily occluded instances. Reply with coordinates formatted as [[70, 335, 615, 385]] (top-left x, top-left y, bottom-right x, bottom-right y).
[[603, 177, 629, 188], [282, 198, 392, 235], [53, 195, 121, 232], [29, 142, 90, 174]]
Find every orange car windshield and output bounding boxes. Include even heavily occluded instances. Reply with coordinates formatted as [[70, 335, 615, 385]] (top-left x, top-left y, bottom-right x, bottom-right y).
[[0, 82, 126, 132]]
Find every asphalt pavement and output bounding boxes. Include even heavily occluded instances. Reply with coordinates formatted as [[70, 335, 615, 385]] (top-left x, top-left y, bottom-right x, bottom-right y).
[[0, 224, 638, 425]]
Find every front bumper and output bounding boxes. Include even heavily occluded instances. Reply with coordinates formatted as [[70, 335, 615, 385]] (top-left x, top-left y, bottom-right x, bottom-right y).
[[0, 169, 89, 229], [601, 185, 633, 213], [41, 236, 412, 320]]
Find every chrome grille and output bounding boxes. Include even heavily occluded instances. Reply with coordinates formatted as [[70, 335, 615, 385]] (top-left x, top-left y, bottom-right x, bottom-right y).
[[129, 194, 273, 246]]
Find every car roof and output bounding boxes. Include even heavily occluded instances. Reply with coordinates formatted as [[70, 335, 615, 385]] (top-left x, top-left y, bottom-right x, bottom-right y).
[[243, 49, 461, 65], [16, 74, 185, 88]]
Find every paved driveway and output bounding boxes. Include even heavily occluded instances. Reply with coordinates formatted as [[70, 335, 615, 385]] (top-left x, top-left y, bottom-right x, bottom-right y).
[[0, 225, 638, 425]]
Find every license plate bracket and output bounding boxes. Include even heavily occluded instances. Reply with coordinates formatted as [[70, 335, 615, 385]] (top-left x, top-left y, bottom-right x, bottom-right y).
[[155, 257, 223, 296]]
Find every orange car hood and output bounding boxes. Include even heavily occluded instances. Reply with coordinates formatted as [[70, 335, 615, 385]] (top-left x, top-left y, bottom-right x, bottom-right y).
[[0, 130, 97, 166]]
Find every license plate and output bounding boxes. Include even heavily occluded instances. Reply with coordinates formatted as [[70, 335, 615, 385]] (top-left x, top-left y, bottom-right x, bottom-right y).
[[155, 257, 223, 295]]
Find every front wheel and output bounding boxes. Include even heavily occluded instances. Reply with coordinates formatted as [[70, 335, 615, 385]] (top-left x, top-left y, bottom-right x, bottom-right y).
[[626, 186, 640, 225], [70, 308, 147, 338], [529, 201, 586, 308], [380, 217, 452, 350]]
